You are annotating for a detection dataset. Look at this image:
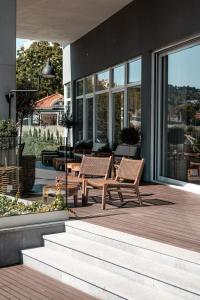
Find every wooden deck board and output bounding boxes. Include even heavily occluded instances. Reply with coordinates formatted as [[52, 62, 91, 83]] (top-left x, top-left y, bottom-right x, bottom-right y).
[[70, 183, 200, 252], [0, 265, 97, 300]]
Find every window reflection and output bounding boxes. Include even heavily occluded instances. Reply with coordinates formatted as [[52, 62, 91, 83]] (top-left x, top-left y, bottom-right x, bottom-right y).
[[85, 76, 94, 94], [96, 71, 109, 91], [112, 64, 125, 87], [113, 92, 124, 144], [128, 87, 141, 128], [128, 59, 141, 83], [75, 99, 83, 141], [161, 44, 200, 184], [86, 98, 93, 140], [76, 80, 83, 96], [96, 93, 108, 143]]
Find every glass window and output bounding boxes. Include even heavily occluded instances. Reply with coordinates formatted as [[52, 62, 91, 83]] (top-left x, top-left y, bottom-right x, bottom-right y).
[[75, 99, 83, 141], [76, 80, 83, 96], [85, 76, 94, 94], [128, 87, 141, 128], [96, 70, 109, 91], [159, 44, 200, 184], [113, 92, 124, 144], [128, 59, 141, 83], [96, 93, 109, 143], [66, 82, 71, 98], [112, 64, 125, 87], [86, 98, 93, 140]]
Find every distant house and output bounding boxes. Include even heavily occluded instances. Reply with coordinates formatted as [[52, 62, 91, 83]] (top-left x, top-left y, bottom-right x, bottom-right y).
[[24, 93, 64, 126]]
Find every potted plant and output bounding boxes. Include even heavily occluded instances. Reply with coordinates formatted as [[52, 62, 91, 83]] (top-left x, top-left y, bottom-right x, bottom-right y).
[[119, 126, 140, 158]]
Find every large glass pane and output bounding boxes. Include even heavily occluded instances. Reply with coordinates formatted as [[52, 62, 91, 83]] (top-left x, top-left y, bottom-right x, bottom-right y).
[[86, 98, 93, 140], [113, 92, 124, 144], [128, 87, 141, 128], [96, 93, 109, 143], [96, 70, 109, 91], [160, 44, 200, 184], [76, 80, 83, 96], [85, 76, 94, 94], [128, 59, 141, 83], [112, 64, 125, 87], [75, 98, 83, 141]]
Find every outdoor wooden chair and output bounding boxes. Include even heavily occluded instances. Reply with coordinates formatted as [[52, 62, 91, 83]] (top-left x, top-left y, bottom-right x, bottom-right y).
[[67, 155, 113, 205], [85, 158, 145, 210]]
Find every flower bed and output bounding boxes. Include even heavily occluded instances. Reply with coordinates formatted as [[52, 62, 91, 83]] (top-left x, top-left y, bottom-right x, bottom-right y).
[[0, 194, 70, 229], [0, 195, 65, 217]]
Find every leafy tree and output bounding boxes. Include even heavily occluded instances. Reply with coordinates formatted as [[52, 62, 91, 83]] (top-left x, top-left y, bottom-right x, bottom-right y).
[[16, 41, 63, 99], [16, 80, 38, 145]]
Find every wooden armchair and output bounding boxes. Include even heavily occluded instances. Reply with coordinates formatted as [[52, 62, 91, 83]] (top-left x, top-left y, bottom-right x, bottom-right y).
[[85, 158, 144, 209], [67, 155, 112, 205]]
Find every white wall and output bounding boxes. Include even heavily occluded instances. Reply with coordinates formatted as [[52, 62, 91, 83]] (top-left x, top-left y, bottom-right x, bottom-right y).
[[63, 44, 71, 85], [0, 0, 16, 120], [63, 44, 73, 145]]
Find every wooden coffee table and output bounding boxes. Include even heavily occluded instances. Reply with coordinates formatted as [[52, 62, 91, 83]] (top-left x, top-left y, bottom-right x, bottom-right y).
[[65, 162, 81, 175], [42, 183, 79, 207]]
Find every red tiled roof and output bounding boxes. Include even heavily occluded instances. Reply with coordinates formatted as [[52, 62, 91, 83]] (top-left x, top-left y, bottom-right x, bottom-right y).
[[36, 93, 64, 109]]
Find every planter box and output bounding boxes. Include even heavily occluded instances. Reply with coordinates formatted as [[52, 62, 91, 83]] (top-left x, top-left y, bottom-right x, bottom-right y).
[[0, 210, 69, 229]]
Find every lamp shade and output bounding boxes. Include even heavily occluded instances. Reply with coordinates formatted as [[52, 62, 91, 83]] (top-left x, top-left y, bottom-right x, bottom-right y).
[[41, 59, 56, 79]]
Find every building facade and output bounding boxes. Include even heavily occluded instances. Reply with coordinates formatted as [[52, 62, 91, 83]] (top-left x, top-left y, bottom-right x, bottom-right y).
[[63, 0, 200, 192]]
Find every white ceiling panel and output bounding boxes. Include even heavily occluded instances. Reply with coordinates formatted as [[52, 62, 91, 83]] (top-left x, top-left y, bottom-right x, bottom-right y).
[[17, 0, 133, 43]]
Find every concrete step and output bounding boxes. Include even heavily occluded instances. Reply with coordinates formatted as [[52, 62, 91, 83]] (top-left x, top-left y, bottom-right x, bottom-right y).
[[22, 247, 182, 300], [65, 220, 200, 276], [43, 231, 200, 300]]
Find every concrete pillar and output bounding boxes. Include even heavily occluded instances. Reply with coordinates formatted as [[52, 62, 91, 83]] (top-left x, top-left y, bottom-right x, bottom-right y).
[[0, 0, 16, 120]]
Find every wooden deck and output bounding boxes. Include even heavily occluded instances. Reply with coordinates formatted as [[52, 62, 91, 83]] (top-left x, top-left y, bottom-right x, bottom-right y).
[[0, 265, 96, 300], [70, 184, 200, 253]]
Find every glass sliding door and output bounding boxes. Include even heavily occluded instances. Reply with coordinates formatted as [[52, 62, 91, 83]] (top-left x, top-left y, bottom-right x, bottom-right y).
[[86, 97, 93, 140], [95, 93, 109, 143], [158, 43, 200, 185], [127, 87, 141, 129], [112, 91, 124, 145], [75, 98, 83, 142]]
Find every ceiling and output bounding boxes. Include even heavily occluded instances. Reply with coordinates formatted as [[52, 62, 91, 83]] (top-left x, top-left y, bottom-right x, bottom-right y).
[[17, 0, 133, 43]]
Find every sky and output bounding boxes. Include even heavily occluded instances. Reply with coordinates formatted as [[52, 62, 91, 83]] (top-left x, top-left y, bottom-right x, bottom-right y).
[[167, 45, 200, 89], [16, 38, 32, 52]]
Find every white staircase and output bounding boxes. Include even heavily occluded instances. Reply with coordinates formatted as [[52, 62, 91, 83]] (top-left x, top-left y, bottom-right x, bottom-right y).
[[22, 220, 200, 300]]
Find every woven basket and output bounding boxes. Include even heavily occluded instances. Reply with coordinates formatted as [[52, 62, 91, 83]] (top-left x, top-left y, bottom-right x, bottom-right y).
[[0, 166, 23, 196]]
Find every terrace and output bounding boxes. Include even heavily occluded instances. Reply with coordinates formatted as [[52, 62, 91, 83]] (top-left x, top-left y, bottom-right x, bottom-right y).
[[1, 0, 200, 299]]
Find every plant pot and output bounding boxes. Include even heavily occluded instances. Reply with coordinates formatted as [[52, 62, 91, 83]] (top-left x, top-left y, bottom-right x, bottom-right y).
[[22, 155, 36, 193], [0, 210, 68, 229]]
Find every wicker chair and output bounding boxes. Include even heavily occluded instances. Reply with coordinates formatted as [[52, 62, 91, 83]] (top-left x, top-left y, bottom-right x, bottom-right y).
[[85, 158, 144, 210], [67, 155, 112, 205]]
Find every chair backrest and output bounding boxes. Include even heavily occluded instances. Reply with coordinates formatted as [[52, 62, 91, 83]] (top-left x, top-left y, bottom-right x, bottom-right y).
[[79, 155, 112, 179], [116, 158, 144, 184]]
